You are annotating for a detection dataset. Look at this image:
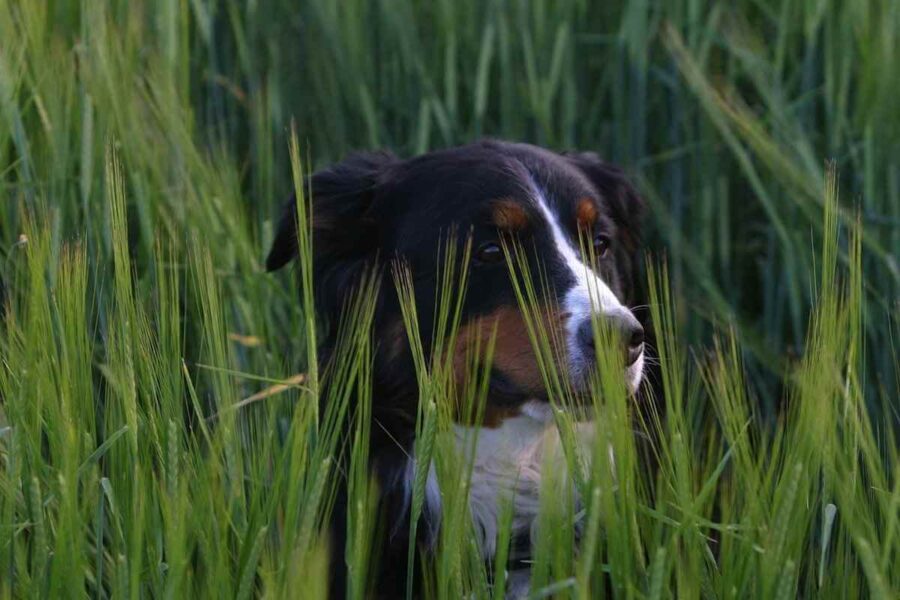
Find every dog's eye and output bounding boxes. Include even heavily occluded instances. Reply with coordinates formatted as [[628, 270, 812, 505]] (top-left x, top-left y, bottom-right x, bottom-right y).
[[592, 233, 611, 258], [475, 242, 503, 265]]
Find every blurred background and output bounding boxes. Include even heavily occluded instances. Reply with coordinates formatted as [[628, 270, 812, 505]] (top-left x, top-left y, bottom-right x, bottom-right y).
[[1, 0, 897, 422]]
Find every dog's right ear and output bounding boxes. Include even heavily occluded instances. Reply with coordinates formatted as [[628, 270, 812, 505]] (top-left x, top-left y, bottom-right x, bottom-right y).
[[265, 150, 397, 271]]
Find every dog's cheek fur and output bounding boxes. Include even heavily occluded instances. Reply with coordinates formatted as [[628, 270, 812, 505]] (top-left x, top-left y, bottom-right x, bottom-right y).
[[451, 306, 569, 427]]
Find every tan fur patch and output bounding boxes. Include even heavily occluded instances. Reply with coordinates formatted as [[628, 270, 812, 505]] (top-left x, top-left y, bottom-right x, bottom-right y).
[[491, 198, 529, 231], [576, 197, 598, 228], [451, 306, 565, 427]]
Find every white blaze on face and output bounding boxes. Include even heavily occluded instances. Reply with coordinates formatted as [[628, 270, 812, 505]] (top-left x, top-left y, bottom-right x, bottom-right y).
[[529, 177, 644, 392]]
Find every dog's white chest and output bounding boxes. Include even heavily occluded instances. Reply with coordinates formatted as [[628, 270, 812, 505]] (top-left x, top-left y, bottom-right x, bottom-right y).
[[453, 403, 591, 558]]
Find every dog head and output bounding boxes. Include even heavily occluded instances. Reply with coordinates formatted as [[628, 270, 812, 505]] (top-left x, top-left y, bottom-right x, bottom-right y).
[[267, 140, 646, 426]]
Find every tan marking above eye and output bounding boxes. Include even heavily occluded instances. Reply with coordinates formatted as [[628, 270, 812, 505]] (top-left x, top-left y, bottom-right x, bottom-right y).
[[491, 198, 529, 231], [576, 197, 598, 228]]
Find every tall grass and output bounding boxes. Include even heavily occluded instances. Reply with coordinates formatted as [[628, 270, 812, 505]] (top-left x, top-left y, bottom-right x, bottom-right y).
[[2, 0, 897, 414], [0, 0, 898, 598]]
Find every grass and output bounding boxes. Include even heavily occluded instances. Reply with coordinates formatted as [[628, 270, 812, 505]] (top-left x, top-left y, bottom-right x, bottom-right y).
[[0, 0, 898, 598]]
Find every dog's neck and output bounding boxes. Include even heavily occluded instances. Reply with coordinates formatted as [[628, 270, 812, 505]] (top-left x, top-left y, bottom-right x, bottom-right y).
[[454, 404, 560, 558], [399, 401, 589, 559]]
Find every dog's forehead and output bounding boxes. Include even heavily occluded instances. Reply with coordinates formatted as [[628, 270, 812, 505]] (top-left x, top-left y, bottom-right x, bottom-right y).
[[385, 146, 528, 204], [381, 143, 600, 235]]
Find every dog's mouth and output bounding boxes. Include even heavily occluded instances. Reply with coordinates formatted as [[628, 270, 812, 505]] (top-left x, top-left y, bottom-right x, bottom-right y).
[[484, 369, 543, 408], [482, 355, 644, 423]]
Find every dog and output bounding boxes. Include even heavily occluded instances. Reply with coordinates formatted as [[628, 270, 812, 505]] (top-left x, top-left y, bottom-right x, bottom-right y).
[[266, 139, 648, 598]]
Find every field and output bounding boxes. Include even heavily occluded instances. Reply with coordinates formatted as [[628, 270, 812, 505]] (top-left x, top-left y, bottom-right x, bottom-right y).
[[0, 1, 898, 598]]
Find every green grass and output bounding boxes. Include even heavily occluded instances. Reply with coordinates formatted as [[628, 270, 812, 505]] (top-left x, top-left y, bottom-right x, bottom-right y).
[[0, 0, 898, 598]]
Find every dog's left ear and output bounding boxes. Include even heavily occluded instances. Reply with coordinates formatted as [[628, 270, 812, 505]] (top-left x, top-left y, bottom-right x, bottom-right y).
[[563, 151, 646, 252], [265, 150, 397, 272]]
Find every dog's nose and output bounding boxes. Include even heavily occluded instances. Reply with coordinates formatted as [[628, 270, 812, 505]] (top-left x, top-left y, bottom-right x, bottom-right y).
[[577, 314, 644, 366]]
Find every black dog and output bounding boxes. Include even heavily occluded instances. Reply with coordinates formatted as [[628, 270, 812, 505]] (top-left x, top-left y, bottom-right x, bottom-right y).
[[267, 140, 648, 598]]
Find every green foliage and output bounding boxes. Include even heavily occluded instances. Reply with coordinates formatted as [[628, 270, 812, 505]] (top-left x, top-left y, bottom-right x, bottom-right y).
[[0, 0, 897, 598]]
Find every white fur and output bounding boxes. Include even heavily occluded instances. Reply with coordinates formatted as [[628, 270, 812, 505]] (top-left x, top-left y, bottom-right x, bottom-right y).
[[398, 400, 586, 557], [455, 406, 550, 557], [398, 413, 606, 599], [453, 400, 592, 558]]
